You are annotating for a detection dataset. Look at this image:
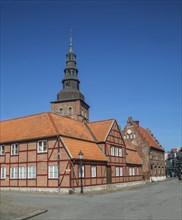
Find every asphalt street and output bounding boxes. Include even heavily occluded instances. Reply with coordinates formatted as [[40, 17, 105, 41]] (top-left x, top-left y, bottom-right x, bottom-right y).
[[0, 178, 181, 220]]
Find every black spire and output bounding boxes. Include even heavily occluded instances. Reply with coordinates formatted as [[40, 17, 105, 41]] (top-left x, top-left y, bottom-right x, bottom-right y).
[[57, 33, 84, 101]]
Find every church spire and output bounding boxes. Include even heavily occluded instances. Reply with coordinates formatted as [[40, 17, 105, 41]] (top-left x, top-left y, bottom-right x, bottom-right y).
[[51, 34, 90, 122], [69, 29, 73, 53]]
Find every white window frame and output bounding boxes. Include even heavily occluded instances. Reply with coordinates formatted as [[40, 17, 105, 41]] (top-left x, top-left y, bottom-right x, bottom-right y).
[[28, 166, 36, 179], [119, 148, 122, 157], [0, 145, 5, 155], [91, 166, 96, 178], [19, 166, 26, 179], [38, 140, 47, 153], [116, 167, 119, 176], [115, 147, 119, 156], [48, 165, 58, 178], [79, 165, 84, 178], [129, 167, 135, 176], [0, 167, 6, 179], [120, 167, 123, 176], [111, 146, 115, 156], [10, 167, 18, 179], [11, 144, 18, 155]]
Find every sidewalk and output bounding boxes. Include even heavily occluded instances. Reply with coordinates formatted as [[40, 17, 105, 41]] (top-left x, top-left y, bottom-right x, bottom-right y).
[[0, 195, 47, 220]]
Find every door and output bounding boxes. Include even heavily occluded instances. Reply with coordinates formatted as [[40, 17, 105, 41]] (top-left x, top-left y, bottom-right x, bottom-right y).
[[106, 166, 111, 184]]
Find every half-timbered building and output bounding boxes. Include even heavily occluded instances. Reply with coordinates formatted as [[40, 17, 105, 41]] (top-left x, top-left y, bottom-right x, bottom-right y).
[[0, 113, 143, 193]]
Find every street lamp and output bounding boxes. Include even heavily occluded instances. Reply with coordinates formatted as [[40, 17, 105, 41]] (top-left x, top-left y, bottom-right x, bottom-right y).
[[78, 150, 84, 193]]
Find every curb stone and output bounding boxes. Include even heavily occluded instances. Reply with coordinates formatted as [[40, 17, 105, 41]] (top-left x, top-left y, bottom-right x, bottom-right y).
[[14, 209, 47, 220]]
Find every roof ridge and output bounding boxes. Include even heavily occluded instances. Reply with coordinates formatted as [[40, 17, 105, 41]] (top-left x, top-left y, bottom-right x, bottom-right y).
[[0, 112, 48, 122], [49, 112, 87, 125], [88, 118, 115, 124]]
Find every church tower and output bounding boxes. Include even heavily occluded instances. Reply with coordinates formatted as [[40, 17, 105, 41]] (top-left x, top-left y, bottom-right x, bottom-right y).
[[51, 34, 90, 122]]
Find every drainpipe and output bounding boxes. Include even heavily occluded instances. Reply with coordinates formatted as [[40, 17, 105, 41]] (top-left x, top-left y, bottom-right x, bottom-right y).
[[72, 159, 75, 192]]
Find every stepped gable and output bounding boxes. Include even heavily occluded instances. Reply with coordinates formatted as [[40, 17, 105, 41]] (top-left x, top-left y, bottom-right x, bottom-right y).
[[87, 119, 114, 142]]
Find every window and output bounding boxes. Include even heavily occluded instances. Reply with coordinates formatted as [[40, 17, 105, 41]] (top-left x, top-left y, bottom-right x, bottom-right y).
[[82, 108, 84, 116], [91, 166, 96, 177], [0, 145, 5, 155], [133, 134, 136, 138], [116, 167, 119, 176], [38, 140, 47, 153], [48, 165, 58, 178], [0, 167, 6, 179], [68, 107, 73, 116], [19, 167, 26, 179], [119, 148, 122, 157], [111, 147, 115, 156], [120, 167, 123, 176], [60, 108, 64, 115], [79, 165, 84, 178], [10, 167, 18, 179], [129, 167, 135, 176], [28, 166, 36, 178], [123, 136, 126, 139], [115, 147, 118, 156], [11, 144, 18, 155], [116, 167, 123, 176]]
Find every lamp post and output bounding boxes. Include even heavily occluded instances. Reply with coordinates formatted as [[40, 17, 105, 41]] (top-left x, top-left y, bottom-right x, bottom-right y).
[[78, 150, 84, 193]]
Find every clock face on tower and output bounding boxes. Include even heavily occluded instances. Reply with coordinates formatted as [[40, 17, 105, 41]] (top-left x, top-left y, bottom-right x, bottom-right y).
[[127, 129, 132, 135]]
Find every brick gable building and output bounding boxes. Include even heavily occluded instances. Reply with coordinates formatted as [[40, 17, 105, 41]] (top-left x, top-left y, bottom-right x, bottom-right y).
[[122, 117, 165, 181]]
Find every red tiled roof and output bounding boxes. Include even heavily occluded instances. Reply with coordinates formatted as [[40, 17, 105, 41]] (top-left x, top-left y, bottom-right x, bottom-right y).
[[61, 137, 107, 161], [138, 126, 163, 151], [87, 119, 114, 142], [49, 113, 93, 141], [126, 148, 142, 165], [0, 113, 57, 143], [0, 112, 108, 162], [0, 112, 94, 143]]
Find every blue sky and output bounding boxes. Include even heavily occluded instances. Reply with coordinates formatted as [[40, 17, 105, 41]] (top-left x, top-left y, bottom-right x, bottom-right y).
[[1, 0, 181, 151]]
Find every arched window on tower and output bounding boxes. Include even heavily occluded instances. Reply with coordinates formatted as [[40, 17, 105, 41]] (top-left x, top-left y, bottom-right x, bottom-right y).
[[82, 108, 84, 116], [68, 107, 73, 116], [60, 108, 64, 116]]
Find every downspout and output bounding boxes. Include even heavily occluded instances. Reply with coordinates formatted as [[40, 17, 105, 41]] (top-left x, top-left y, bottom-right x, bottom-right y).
[[71, 159, 75, 192]]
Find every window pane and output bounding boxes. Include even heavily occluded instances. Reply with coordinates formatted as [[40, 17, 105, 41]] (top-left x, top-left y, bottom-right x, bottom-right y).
[[116, 167, 119, 176]]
